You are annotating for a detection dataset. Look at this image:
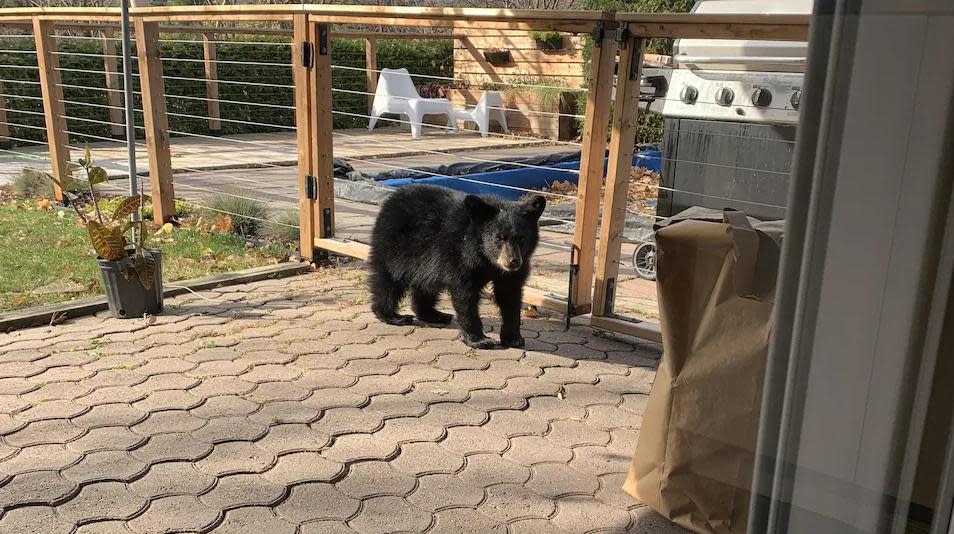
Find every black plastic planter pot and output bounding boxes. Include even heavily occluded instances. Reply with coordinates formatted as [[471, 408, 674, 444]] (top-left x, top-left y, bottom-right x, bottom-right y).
[[98, 249, 163, 319], [483, 50, 512, 66]]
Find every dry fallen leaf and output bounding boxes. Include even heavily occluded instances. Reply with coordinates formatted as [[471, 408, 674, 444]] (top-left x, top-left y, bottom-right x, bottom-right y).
[[11, 295, 26, 306], [64, 265, 73, 274], [36, 198, 51, 210], [522, 307, 539, 318], [211, 214, 233, 233]]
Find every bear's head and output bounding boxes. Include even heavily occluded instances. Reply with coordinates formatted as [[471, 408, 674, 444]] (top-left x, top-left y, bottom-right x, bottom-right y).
[[464, 194, 547, 273]]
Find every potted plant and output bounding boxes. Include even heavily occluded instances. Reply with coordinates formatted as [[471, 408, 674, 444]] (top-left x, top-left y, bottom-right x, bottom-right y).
[[48, 148, 163, 319], [482, 48, 512, 66], [529, 30, 564, 51]]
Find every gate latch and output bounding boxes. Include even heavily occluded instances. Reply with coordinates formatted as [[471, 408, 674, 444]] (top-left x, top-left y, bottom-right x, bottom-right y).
[[306, 175, 318, 200], [301, 42, 314, 68]]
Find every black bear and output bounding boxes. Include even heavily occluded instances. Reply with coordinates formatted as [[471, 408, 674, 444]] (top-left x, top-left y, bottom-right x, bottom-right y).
[[368, 184, 546, 349]]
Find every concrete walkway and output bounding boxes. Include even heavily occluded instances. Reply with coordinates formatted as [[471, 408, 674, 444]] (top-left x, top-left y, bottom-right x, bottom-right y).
[[0, 265, 687, 534]]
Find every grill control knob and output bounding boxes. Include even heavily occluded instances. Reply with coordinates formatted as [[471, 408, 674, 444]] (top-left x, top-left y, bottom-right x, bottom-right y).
[[790, 89, 801, 110], [752, 88, 772, 107], [680, 85, 699, 104], [714, 87, 734, 106]]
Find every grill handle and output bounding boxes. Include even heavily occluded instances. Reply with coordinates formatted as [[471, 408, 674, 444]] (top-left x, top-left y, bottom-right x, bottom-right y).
[[675, 55, 806, 66]]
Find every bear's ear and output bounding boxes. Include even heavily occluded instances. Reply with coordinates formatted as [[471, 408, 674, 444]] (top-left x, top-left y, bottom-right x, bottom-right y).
[[464, 195, 499, 220], [519, 195, 546, 221]]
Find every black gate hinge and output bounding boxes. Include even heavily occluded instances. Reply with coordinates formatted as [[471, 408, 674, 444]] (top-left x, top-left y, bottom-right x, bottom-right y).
[[605, 277, 616, 316], [615, 24, 629, 49], [306, 175, 318, 199], [317, 24, 329, 56], [565, 242, 579, 331], [301, 41, 314, 68], [322, 207, 333, 237], [591, 22, 605, 47]]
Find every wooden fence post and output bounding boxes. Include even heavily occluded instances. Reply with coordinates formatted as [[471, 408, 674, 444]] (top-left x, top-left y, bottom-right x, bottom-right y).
[[313, 23, 335, 241], [202, 32, 221, 135], [568, 22, 617, 315], [365, 37, 377, 113], [0, 88, 11, 149], [592, 33, 643, 317], [102, 30, 125, 139], [293, 14, 317, 261], [32, 18, 72, 200], [134, 18, 176, 223]]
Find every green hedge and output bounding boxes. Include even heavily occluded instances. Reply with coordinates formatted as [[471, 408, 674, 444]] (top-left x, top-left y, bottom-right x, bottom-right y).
[[0, 35, 453, 147]]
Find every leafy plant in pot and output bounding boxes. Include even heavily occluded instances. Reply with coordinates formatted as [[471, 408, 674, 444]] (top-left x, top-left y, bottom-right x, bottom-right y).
[[529, 30, 564, 51], [48, 148, 163, 319]]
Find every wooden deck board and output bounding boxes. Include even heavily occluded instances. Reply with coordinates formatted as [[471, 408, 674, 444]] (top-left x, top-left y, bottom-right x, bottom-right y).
[[0, 126, 546, 180]]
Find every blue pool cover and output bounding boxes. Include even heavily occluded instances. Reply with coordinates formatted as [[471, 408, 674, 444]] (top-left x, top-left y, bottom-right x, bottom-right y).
[[376, 149, 662, 201]]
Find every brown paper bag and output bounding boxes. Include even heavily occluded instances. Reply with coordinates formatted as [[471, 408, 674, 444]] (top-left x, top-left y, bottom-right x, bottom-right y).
[[623, 208, 783, 534]]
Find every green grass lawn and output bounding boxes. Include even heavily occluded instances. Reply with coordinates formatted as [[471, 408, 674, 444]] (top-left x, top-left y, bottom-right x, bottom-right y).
[[0, 200, 287, 313]]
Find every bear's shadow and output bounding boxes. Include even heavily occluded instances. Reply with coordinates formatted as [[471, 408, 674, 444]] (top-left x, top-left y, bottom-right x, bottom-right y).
[[405, 310, 662, 370]]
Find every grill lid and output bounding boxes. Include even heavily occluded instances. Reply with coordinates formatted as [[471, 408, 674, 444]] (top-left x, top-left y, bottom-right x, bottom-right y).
[[675, 0, 812, 72]]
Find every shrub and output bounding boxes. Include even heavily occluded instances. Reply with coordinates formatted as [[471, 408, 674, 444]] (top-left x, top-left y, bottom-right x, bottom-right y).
[[264, 210, 301, 245], [11, 168, 54, 199], [201, 190, 268, 238], [504, 76, 568, 110]]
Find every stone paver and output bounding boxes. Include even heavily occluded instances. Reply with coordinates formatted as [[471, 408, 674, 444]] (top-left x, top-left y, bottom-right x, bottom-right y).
[[0, 266, 687, 533]]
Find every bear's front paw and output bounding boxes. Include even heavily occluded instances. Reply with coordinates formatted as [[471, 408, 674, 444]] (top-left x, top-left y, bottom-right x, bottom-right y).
[[463, 336, 496, 349], [499, 334, 525, 348], [379, 314, 414, 326]]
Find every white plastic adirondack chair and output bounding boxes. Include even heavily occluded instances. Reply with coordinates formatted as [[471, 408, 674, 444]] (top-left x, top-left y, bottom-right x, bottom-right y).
[[453, 91, 509, 137], [368, 67, 457, 139]]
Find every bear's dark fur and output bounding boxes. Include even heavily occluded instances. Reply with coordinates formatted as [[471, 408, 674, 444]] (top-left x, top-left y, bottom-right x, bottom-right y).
[[368, 184, 546, 349]]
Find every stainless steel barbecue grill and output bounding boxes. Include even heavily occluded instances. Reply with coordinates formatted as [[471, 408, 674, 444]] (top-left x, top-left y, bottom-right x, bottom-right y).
[[656, 0, 811, 222]]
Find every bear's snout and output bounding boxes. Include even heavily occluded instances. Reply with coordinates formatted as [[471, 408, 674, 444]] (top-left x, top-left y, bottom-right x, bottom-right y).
[[496, 245, 523, 272]]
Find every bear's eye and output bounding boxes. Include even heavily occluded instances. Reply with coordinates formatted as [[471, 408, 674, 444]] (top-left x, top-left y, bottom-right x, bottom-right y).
[[496, 233, 504, 241]]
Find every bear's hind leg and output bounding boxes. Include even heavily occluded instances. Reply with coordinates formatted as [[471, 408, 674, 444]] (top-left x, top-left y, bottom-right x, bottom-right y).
[[412, 289, 453, 325], [370, 269, 414, 326]]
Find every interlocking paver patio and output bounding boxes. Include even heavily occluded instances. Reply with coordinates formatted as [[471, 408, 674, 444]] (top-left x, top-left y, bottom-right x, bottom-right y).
[[0, 264, 690, 533]]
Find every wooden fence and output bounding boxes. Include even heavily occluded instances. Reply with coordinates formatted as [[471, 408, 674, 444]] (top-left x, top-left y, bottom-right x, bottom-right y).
[[0, 5, 809, 341]]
